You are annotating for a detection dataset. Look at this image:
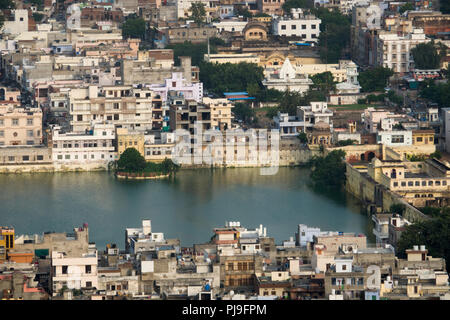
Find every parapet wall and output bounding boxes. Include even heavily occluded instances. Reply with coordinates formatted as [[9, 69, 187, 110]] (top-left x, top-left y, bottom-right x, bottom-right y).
[[345, 162, 429, 223]]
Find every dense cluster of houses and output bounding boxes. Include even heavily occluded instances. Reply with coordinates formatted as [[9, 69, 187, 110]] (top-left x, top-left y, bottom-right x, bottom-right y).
[[1, 220, 449, 300]]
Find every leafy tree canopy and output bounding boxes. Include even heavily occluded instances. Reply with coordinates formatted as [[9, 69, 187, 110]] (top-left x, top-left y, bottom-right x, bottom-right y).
[[190, 2, 206, 26], [199, 62, 265, 96], [312, 7, 351, 63], [309, 149, 347, 188], [117, 148, 146, 172], [282, 0, 313, 14], [233, 102, 255, 125], [399, 2, 414, 14], [359, 67, 394, 92], [411, 42, 444, 69], [397, 208, 450, 272], [419, 79, 450, 108], [122, 17, 146, 40]]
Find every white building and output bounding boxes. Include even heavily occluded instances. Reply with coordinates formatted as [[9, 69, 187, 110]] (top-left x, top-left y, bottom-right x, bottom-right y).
[[1, 10, 29, 35], [51, 245, 98, 295], [212, 20, 247, 33], [441, 108, 450, 152], [377, 130, 413, 146], [297, 224, 321, 247], [51, 123, 116, 165], [262, 58, 312, 93], [297, 101, 333, 130], [272, 9, 321, 42], [125, 220, 167, 254], [273, 112, 305, 137], [69, 85, 165, 133], [147, 72, 203, 103], [376, 28, 431, 73]]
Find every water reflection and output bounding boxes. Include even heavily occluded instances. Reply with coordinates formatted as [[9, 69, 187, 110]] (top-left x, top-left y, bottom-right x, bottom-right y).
[[0, 168, 371, 248]]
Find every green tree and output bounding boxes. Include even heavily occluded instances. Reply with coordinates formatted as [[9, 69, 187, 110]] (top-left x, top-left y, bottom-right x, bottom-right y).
[[312, 8, 351, 63], [399, 2, 414, 14], [309, 150, 347, 188], [298, 132, 308, 143], [419, 80, 450, 108], [282, 0, 313, 14], [160, 158, 179, 175], [397, 210, 450, 272], [337, 139, 356, 146], [411, 42, 441, 69], [117, 148, 146, 172], [191, 2, 206, 25], [199, 62, 265, 96], [0, 0, 15, 28], [310, 71, 336, 95], [359, 67, 394, 92], [122, 17, 146, 39], [235, 5, 253, 19], [278, 90, 307, 116], [390, 203, 406, 215], [430, 150, 442, 159], [233, 102, 255, 124]]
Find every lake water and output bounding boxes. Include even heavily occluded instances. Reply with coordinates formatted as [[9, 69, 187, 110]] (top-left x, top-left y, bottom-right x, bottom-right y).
[[0, 167, 373, 249]]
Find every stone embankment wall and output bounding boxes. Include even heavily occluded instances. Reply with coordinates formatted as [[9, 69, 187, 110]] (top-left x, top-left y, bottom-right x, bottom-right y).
[[345, 163, 429, 223], [0, 162, 110, 173]]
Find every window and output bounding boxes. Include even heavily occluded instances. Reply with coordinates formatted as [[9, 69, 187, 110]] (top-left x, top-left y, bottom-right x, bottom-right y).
[[281, 25, 286, 30], [0, 130, 3, 137], [302, 25, 306, 29], [86, 281, 92, 288], [57, 155, 63, 160], [114, 114, 119, 120], [8, 156, 15, 161], [37, 155, 43, 161], [0, 119, 3, 126], [312, 24, 316, 29], [62, 266, 68, 274], [27, 130, 33, 137], [12, 119, 19, 126], [22, 156, 29, 161], [291, 25, 296, 30], [65, 155, 70, 160], [391, 135, 404, 143], [85, 265, 92, 274], [27, 118, 33, 125], [227, 263, 234, 271]]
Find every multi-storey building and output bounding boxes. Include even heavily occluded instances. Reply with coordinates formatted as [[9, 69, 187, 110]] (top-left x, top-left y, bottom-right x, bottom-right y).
[[0, 227, 14, 261], [203, 97, 233, 131], [257, 0, 285, 15], [376, 28, 431, 74], [69, 85, 165, 133], [168, 93, 211, 135], [50, 123, 116, 165], [272, 9, 321, 42], [0, 106, 42, 146], [51, 245, 98, 295]]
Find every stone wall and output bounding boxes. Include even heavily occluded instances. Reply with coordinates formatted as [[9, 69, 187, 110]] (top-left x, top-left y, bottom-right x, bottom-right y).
[[345, 163, 429, 223]]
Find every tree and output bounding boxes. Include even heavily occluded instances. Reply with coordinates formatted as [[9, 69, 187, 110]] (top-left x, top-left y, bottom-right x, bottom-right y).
[[337, 139, 356, 146], [122, 17, 146, 39], [0, 0, 15, 29], [160, 158, 179, 175], [199, 62, 265, 96], [309, 150, 347, 188], [233, 102, 255, 124], [390, 203, 406, 215], [235, 5, 253, 19], [191, 2, 206, 26], [399, 2, 414, 14], [419, 80, 450, 108], [278, 90, 307, 116], [411, 42, 442, 69], [117, 148, 146, 172], [310, 71, 336, 95], [282, 0, 313, 14], [298, 132, 307, 143], [430, 150, 442, 159], [359, 67, 394, 92], [312, 8, 351, 63], [397, 210, 450, 272]]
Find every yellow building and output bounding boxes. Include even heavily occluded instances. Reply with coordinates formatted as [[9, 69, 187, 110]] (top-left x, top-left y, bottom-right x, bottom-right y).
[[116, 128, 145, 157], [412, 129, 435, 145], [203, 97, 234, 130], [0, 227, 14, 261]]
